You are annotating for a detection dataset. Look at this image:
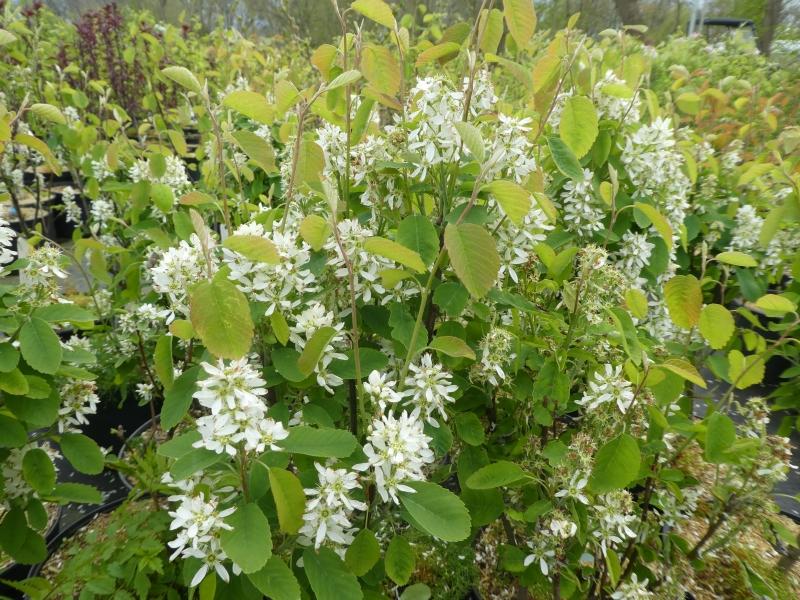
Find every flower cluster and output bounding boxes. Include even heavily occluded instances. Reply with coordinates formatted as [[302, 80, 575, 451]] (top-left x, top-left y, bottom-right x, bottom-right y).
[[57, 379, 100, 433], [403, 354, 459, 427], [192, 358, 288, 456]]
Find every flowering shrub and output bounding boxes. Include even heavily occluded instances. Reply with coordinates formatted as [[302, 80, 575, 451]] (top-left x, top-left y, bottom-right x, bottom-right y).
[[1, 1, 799, 599]]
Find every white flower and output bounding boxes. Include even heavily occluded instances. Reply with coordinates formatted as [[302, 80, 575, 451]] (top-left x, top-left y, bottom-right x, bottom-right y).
[[136, 382, 155, 403], [591, 491, 638, 556], [192, 358, 287, 456], [58, 379, 100, 433], [150, 235, 216, 318], [614, 231, 654, 286], [610, 574, 652, 599], [1, 443, 61, 501], [555, 472, 590, 505], [728, 204, 763, 253], [474, 328, 515, 386], [362, 370, 401, 412], [594, 70, 640, 123], [289, 302, 347, 393], [129, 155, 191, 198], [90, 197, 115, 227], [354, 410, 434, 505], [548, 518, 577, 539], [403, 354, 458, 427], [166, 492, 241, 587], [299, 500, 356, 551], [561, 168, 605, 237], [523, 537, 557, 577], [0, 217, 17, 266], [576, 364, 635, 413], [494, 203, 553, 285]]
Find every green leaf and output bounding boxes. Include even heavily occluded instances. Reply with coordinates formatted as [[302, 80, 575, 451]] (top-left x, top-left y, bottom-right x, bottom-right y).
[[14, 133, 61, 176], [190, 276, 254, 359], [503, 0, 537, 47], [454, 412, 485, 446], [385, 535, 415, 585], [161, 65, 202, 93], [482, 180, 532, 225], [444, 223, 499, 299], [23, 448, 56, 494], [727, 350, 765, 389], [0, 29, 18, 46], [754, 294, 796, 316], [660, 357, 707, 389], [33, 304, 95, 323], [664, 274, 701, 329], [0, 414, 28, 447], [429, 335, 476, 360], [361, 45, 401, 98], [705, 412, 736, 463], [299, 214, 331, 251], [51, 482, 102, 504], [608, 307, 643, 365], [454, 122, 485, 162], [364, 236, 426, 273], [220, 503, 272, 574], [588, 434, 641, 493], [559, 96, 598, 159], [154, 335, 174, 391], [415, 42, 461, 67], [170, 447, 224, 480], [231, 130, 276, 173], [345, 529, 380, 577], [0, 342, 20, 372], [547, 136, 583, 181], [223, 90, 274, 125], [161, 366, 200, 430], [19, 317, 62, 374], [401, 584, 432, 600], [297, 326, 338, 376], [352, 0, 396, 29], [0, 368, 29, 396], [433, 282, 470, 317], [399, 482, 471, 542], [303, 548, 363, 600], [479, 8, 504, 54], [465, 461, 526, 489], [0, 509, 47, 565], [271, 311, 290, 346], [624, 288, 648, 320], [30, 103, 66, 125], [157, 431, 201, 459], [60, 433, 104, 475], [327, 69, 362, 91], [296, 139, 325, 186], [397, 215, 439, 266], [716, 251, 757, 268], [223, 235, 280, 264], [268, 468, 305, 534], [699, 304, 735, 350], [247, 556, 301, 600], [281, 426, 358, 458], [675, 92, 701, 115], [634, 203, 673, 251]]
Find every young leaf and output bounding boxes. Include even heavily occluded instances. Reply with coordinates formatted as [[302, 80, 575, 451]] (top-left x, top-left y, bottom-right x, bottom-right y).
[[364, 237, 426, 273], [161, 66, 202, 93], [503, 0, 537, 47], [385, 535, 415, 586], [154, 334, 174, 391], [634, 203, 673, 251], [299, 214, 332, 251], [220, 503, 272, 573], [624, 288, 649, 320], [444, 223, 500, 299], [30, 103, 66, 125], [415, 42, 461, 67], [454, 122, 485, 163], [327, 70, 362, 91], [399, 482, 471, 542], [588, 434, 641, 493], [222, 90, 274, 125], [269, 468, 305, 534], [361, 45, 401, 97], [727, 350, 765, 389], [223, 235, 280, 264], [351, 0, 396, 29], [698, 304, 735, 350], [559, 96, 598, 159], [660, 357, 707, 389], [190, 277, 254, 359], [754, 294, 796, 316], [663, 274, 701, 329], [429, 335, 476, 360], [231, 130, 276, 173], [482, 180, 531, 225], [161, 367, 200, 430], [715, 251, 757, 268]]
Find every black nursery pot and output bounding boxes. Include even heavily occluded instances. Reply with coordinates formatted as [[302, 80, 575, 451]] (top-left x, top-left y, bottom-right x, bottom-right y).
[[117, 416, 160, 491], [81, 392, 156, 455]]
